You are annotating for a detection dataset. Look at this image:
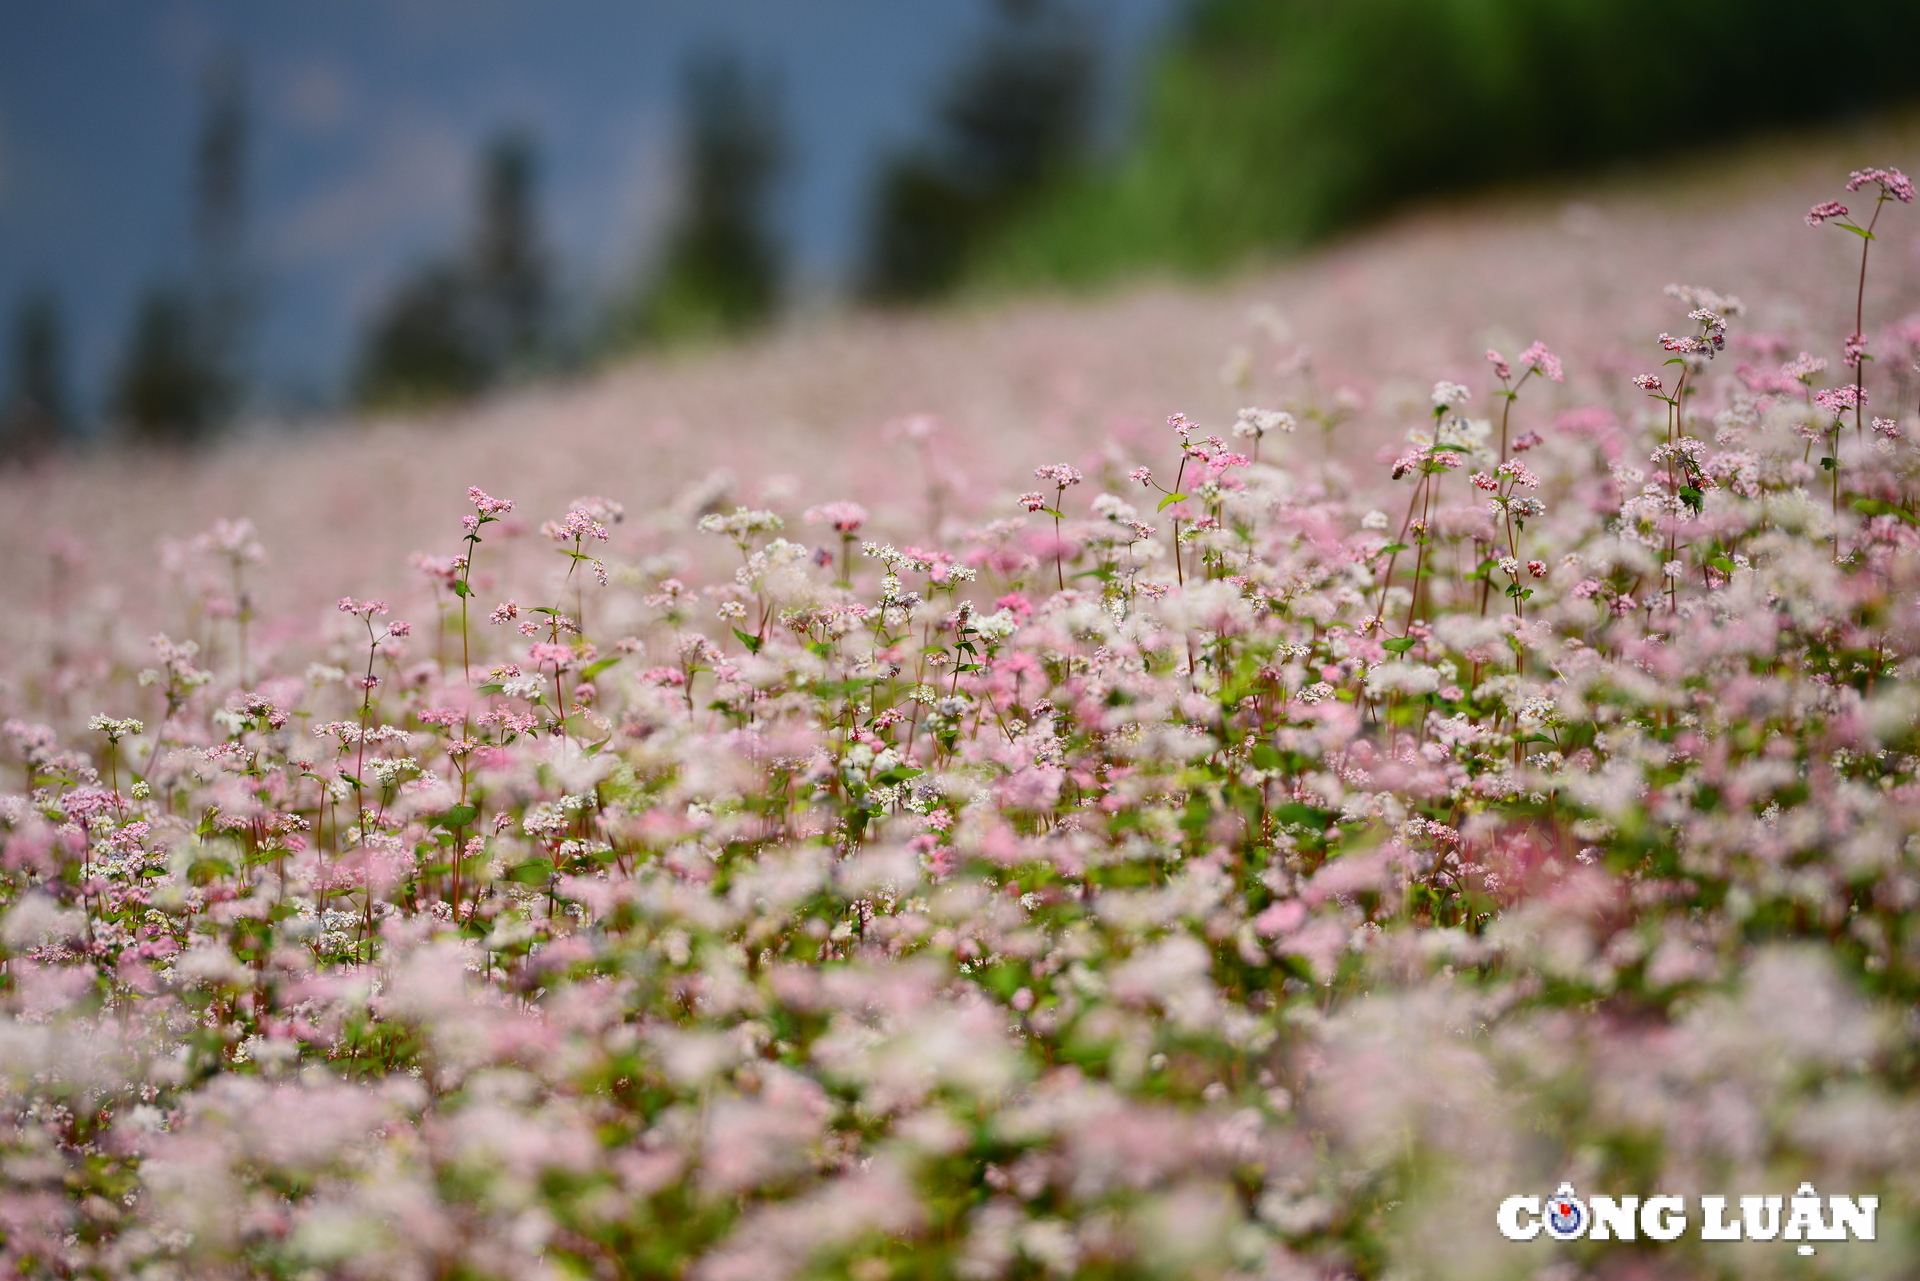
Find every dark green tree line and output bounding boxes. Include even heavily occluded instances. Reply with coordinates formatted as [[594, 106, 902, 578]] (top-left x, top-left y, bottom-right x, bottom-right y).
[[860, 0, 1093, 303], [975, 0, 1920, 288], [607, 49, 786, 349], [355, 131, 553, 411]]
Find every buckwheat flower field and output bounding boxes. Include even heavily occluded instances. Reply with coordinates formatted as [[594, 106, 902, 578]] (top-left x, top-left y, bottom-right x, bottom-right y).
[[6, 143, 1920, 1281]]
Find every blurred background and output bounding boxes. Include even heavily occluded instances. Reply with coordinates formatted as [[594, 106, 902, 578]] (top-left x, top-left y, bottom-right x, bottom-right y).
[[4, 0, 1920, 460]]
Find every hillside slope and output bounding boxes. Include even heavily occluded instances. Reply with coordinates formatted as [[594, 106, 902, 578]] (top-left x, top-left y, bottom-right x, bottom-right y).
[[3, 123, 1915, 639]]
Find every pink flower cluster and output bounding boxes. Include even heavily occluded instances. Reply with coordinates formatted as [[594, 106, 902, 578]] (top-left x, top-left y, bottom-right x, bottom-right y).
[[1805, 199, 1849, 226], [804, 500, 870, 534], [1847, 165, 1915, 202]]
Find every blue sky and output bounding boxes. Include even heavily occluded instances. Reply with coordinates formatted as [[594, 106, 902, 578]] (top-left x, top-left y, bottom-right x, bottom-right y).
[[0, 0, 1179, 422]]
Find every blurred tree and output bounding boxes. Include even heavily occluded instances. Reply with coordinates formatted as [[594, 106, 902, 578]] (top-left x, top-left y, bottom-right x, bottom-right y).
[[353, 266, 490, 409], [980, 0, 1920, 288], [469, 131, 550, 377], [194, 49, 253, 411], [1, 289, 72, 466], [113, 285, 225, 445], [355, 130, 553, 410], [111, 49, 251, 445], [611, 50, 785, 348], [860, 0, 1093, 303]]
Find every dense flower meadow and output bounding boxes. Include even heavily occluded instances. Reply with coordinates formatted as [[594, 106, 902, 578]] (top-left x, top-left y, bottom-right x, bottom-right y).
[[5, 168, 1920, 1280]]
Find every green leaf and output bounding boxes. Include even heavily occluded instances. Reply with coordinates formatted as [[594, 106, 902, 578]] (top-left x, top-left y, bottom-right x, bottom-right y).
[[1707, 555, 1737, 574], [1250, 744, 1282, 771], [1821, 456, 1837, 472], [732, 628, 763, 654], [1273, 801, 1331, 829], [437, 803, 479, 829], [450, 579, 472, 598], [981, 962, 1026, 1000], [1851, 497, 1920, 526], [477, 682, 506, 695], [507, 858, 554, 885], [1381, 636, 1417, 653], [1377, 542, 1409, 556], [1156, 492, 1189, 512], [580, 655, 621, 680], [1835, 222, 1875, 240]]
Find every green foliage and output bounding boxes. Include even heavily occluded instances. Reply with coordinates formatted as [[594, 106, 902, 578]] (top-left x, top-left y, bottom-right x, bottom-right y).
[[112, 284, 231, 446], [355, 131, 552, 411], [352, 265, 490, 411], [976, 0, 1920, 288], [112, 49, 254, 446], [1, 288, 72, 464], [606, 50, 784, 350], [858, 0, 1093, 303]]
